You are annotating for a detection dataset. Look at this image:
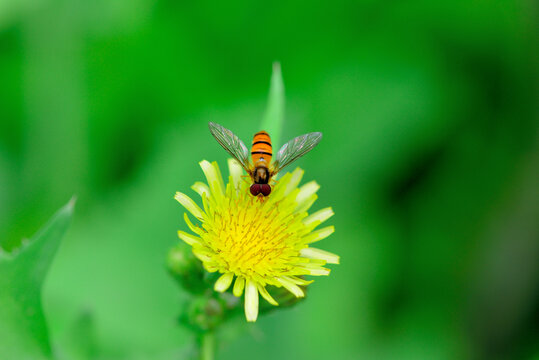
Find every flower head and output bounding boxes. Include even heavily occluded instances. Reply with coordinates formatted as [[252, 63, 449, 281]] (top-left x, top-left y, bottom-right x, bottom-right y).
[[175, 159, 339, 322]]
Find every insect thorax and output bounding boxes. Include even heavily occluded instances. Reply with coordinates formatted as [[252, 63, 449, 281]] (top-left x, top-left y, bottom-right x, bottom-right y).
[[253, 166, 270, 184]]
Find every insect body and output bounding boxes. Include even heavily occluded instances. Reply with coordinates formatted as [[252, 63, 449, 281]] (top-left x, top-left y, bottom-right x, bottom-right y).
[[208, 122, 322, 197], [251, 130, 272, 191]]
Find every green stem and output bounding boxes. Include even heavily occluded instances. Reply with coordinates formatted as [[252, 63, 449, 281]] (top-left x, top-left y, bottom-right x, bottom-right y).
[[199, 331, 215, 360]]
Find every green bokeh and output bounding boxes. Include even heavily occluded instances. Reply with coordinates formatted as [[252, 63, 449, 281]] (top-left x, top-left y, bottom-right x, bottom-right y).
[[0, 0, 538, 359]]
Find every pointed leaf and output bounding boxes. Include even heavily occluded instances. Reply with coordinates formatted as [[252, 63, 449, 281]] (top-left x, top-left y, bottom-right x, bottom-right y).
[[0, 198, 75, 360], [260, 62, 285, 149]]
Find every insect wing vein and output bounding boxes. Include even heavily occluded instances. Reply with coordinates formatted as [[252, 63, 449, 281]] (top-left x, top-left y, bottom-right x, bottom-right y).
[[273, 132, 322, 173], [208, 122, 251, 172]]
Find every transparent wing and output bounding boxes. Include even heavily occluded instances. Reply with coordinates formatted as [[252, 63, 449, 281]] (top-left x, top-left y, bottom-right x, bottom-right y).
[[208, 122, 251, 172], [272, 132, 322, 173]]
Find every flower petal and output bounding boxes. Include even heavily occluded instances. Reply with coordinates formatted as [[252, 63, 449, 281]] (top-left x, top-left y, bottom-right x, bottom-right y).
[[192, 245, 213, 262], [284, 168, 304, 196], [183, 213, 204, 236], [303, 225, 335, 244], [295, 194, 318, 214], [204, 262, 219, 273], [300, 247, 340, 264], [283, 275, 314, 286], [233, 276, 245, 297], [277, 277, 305, 297], [200, 160, 225, 199], [212, 160, 226, 193], [257, 284, 278, 306], [245, 279, 259, 322], [303, 207, 334, 227], [228, 158, 244, 188], [299, 262, 331, 276], [177, 230, 201, 245], [174, 192, 205, 221], [214, 272, 234, 292], [296, 181, 319, 205], [191, 182, 210, 198]]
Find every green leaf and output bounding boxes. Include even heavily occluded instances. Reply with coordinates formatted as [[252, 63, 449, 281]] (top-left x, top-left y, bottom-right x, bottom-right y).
[[0, 198, 75, 360], [260, 62, 285, 149]]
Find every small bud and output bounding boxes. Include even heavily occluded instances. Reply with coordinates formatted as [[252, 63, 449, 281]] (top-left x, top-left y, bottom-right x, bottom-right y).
[[181, 296, 225, 333], [167, 244, 205, 293]]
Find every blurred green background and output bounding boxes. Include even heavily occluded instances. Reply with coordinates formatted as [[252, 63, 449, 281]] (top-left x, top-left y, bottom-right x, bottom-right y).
[[1, 0, 538, 359]]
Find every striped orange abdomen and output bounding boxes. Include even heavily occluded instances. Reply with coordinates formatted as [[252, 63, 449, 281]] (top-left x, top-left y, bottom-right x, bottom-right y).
[[251, 131, 272, 165]]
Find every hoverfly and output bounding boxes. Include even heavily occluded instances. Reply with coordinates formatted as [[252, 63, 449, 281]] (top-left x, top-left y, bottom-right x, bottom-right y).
[[208, 122, 322, 196]]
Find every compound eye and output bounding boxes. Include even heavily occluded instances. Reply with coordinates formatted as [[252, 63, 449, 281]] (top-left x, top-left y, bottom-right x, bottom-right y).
[[250, 184, 261, 196], [260, 184, 271, 196]]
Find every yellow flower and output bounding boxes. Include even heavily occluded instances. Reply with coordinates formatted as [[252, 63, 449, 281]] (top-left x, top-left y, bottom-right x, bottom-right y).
[[174, 159, 339, 322]]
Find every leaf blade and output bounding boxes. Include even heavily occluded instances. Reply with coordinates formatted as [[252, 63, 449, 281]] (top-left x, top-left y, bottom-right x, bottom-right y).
[[260, 62, 285, 150], [0, 198, 75, 360]]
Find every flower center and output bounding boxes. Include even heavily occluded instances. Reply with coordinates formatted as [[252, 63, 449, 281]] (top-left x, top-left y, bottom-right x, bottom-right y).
[[204, 197, 304, 279]]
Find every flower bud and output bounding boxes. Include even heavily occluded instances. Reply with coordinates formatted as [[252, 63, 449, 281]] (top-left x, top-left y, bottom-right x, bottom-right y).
[[167, 243, 205, 293], [181, 296, 225, 333]]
